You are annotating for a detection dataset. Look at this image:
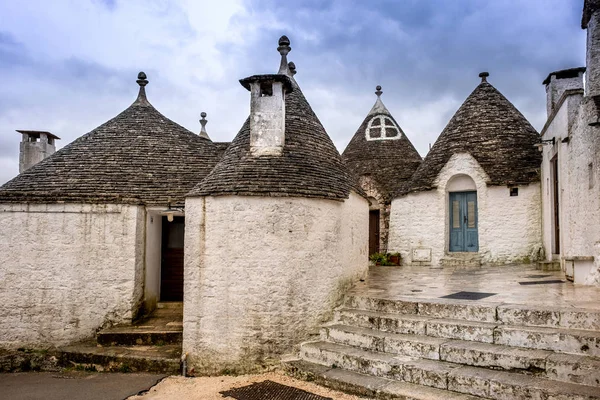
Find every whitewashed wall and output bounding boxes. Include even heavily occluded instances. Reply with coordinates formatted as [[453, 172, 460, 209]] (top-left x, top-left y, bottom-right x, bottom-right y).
[[566, 100, 600, 285], [0, 203, 145, 348], [389, 153, 542, 265], [183, 192, 368, 374]]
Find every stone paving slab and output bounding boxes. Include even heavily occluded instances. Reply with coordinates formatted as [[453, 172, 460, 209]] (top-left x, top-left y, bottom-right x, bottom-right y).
[[0, 371, 165, 400], [351, 264, 600, 311]]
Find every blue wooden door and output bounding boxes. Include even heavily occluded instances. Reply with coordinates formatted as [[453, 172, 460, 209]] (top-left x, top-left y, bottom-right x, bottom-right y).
[[449, 191, 478, 252]]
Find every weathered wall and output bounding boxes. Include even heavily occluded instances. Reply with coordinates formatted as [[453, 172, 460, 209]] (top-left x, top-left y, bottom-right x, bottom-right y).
[[566, 99, 600, 284], [542, 93, 600, 285], [0, 203, 145, 348], [389, 153, 542, 265], [183, 192, 368, 374]]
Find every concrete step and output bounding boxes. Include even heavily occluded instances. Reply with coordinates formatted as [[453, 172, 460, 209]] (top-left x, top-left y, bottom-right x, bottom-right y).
[[283, 359, 484, 400], [58, 341, 181, 374], [298, 341, 600, 399], [343, 296, 600, 330], [323, 323, 600, 383]]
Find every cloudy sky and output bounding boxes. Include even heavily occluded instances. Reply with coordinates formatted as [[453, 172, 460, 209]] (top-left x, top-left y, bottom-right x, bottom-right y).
[[0, 0, 586, 185]]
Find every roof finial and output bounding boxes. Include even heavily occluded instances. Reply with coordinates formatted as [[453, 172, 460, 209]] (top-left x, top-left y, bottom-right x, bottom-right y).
[[199, 112, 209, 139], [288, 61, 297, 76], [277, 35, 292, 76], [479, 72, 489, 83], [134, 71, 149, 105], [136, 71, 148, 87], [375, 85, 383, 97]]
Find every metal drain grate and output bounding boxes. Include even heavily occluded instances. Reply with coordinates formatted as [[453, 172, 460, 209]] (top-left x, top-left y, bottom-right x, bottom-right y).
[[220, 380, 332, 400], [519, 280, 565, 285], [524, 274, 552, 278], [440, 291, 497, 300]]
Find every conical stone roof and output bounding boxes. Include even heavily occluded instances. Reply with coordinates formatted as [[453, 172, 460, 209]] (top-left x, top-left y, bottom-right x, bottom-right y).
[[342, 86, 422, 199], [402, 73, 541, 196], [0, 73, 223, 206], [188, 38, 360, 201]]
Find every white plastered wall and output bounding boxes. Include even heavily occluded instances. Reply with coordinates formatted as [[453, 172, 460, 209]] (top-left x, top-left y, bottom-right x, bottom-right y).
[[389, 153, 542, 265], [183, 192, 368, 374], [542, 93, 600, 285], [0, 203, 145, 348]]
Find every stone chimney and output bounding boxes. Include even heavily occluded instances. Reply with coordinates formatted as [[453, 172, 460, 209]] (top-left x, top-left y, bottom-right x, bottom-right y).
[[584, 0, 600, 96], [543, 68, 585, 116], [17, 130, 60, 173], [238, 36, 293, 156]]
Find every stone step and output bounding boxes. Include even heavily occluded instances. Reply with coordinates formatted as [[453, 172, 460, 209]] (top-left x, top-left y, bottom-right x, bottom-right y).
[[58, 342, 181, 374], [336, 309, 496, 342], [323, 325, 600, 386], [156, 302, 183, 310], [494, 324, 600, 357], [97, 326, 182, 346], [283, 359, 484, 400], [537, 260, 561, 271], [343, 296, 600, 330], [322, 324, 447, 360], [298, 341, 600, 400]]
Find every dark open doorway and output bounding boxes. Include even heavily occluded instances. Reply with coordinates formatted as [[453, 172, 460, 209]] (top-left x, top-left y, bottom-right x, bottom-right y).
[[551, 156, 560, 254], [161, 216, 184, 301], [369, 210, 380, 255]]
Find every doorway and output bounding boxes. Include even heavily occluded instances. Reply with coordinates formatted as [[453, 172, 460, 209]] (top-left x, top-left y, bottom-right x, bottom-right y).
[[369, 210, 380, 255], [160, 216, 184, 301], [449, 191, 478, 252]]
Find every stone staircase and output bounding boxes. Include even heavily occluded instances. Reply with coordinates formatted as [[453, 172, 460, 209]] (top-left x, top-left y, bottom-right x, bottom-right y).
[[58, 302, 182, 374], [284, 295, 600, 399]]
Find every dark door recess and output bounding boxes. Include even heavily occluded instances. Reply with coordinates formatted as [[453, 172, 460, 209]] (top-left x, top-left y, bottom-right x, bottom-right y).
[[161, 216, 184, 301], [369, 210, 380, 255]]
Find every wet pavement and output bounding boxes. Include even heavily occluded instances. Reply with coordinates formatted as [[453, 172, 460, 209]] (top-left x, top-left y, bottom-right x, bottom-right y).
[[351, 264, 600, 310], [0, 371, 164, 400]]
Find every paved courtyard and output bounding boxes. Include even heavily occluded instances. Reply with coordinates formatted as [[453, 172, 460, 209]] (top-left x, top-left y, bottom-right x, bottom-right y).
[[351, 264, 600, 310]]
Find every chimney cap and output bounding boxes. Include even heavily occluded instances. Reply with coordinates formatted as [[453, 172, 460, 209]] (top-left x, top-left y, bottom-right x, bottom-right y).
[[239, 74, 294, 93], [16, 130, 61, 140], [542, 67, 586, 85]]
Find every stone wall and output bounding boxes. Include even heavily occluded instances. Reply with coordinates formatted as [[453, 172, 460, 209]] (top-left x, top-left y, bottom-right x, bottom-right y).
[[0, 203, 145, 348], [389, 153, 542, 265], [183, 192, 369, 374]]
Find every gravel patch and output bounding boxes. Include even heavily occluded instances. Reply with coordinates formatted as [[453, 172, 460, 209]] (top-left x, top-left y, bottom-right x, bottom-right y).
[[128, 371, 367, 400]]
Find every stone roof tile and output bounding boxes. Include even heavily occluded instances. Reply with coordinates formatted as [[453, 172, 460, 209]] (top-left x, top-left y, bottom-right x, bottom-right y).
[[401, 77, 542, 196], [0, 73, 222, 206], [342, 87, 423, 200], [188, 80, 360, 200]]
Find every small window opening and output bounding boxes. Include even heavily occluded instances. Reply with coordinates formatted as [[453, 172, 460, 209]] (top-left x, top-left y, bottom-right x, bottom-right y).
[[589, 163, 595, 189], [510, 187, 519, 196], [48, 138, 54, 145], [28, 136, 39, 142], [259, 82, 273, 97]]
